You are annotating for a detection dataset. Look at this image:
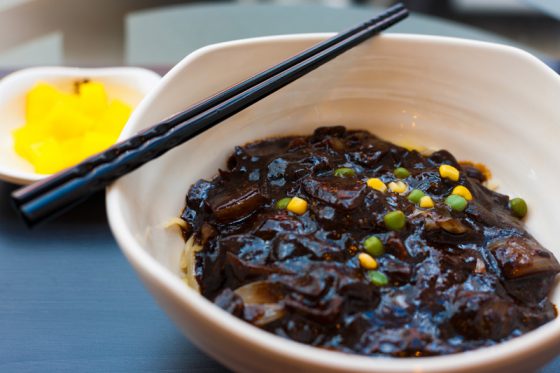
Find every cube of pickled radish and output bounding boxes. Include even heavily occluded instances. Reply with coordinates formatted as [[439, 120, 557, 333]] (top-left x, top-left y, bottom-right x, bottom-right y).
[[59, 137, 85, 168], [81, 131, 116, 159], [94, 99, 131, 136], [48, 101, 95, 139], [14, 80, 130, 174], [26, 83, 61, 123], [59, 92, 81, 110], [28, 137, 65, 174], [79, 81, 108, 116], [12, 124, 50, 160]]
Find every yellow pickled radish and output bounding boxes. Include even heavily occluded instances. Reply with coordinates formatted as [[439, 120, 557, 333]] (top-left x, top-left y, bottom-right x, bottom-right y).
[[27, 137, 65, 174], [26, 83, 61, 123], [79, 81, 108, 116], [59, 137, 85, 168], [94, 99, 132, 137], [48, 101, 95, 139], [81, 132, 116, 159], [12, 81, 132, 174], [12, 124, 49, 159]]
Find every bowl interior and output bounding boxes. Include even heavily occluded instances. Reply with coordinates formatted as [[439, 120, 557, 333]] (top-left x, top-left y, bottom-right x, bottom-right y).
[[109, 34, 560, 371], [0, 67, 160, 184]]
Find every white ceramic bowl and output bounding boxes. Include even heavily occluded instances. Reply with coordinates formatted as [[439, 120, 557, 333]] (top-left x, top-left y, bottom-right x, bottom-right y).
[[0, 66, 161, 184], [106, 34, 560, 373]]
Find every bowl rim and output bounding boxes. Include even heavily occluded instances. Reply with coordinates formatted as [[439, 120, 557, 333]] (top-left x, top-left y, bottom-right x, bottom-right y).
[[107, 33, 560, 372], [0, 66, 161, 185]]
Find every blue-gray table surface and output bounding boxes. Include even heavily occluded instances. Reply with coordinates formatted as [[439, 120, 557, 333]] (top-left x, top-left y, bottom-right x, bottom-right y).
[[1, 4, 559, 372], [0, 182, 226, 372]]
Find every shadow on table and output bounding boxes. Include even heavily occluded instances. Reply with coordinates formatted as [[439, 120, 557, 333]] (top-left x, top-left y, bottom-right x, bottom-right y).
[[154, 333, 232, 373], [0, 182, 235, 372], [0, 181, 108, 227], [0, 179, 232, 372], [0, 180, 115, 256]]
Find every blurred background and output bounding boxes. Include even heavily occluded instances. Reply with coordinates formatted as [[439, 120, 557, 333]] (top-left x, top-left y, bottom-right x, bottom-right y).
[[1, 2, 560, 373], [0, 0, 558, 68]]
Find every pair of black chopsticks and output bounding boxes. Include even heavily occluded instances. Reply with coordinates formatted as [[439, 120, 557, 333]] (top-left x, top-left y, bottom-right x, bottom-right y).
[[11, 4, 408, 227]]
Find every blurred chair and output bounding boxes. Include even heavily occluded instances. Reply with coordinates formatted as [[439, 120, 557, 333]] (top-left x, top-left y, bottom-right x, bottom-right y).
[[0, 0, 194, 66]]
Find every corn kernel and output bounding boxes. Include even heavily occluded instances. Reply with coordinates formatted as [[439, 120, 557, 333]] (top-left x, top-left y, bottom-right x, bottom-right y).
[[358, 253, 378, 270], [439, 164, 460, 181], [388, 180, 407, 194], [287, 196, 308, 215], [419, 196, 434, 208], [452, 185, 473, 201], [367, 178, 387, 193]]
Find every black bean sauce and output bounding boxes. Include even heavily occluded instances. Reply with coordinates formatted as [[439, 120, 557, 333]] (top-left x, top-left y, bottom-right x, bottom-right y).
[[181, 126, 559, 357]]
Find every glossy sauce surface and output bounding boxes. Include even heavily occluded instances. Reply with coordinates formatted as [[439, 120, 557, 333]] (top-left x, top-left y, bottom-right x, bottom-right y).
[[181, 127, 559, 357]]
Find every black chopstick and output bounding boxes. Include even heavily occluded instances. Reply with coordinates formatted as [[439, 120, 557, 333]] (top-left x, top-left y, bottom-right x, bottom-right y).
[[13, 3, 405, 207], [12, 5, 408, 226]]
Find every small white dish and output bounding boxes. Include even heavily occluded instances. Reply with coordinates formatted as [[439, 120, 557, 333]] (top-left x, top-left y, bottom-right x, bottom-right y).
[[0, 66, 161, 185], [107, 34, 560, 373]]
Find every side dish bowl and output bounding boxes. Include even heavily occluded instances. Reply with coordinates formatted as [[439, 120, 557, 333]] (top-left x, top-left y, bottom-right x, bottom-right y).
[[106, 34, 560, 372], [0, 66, 161, 184]]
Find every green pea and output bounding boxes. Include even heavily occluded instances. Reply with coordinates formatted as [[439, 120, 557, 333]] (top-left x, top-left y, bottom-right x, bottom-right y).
[[275, 197, 292, 209], [445, 194, 468, 212], [334, 167, 356, 178], [394, 167, 410, 179], [363, 236, 384, 257], [368, 270, 389, 286], [384, 210, 406, 231], [509, 197, 528, 219], [407, 189, 425, 204]]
